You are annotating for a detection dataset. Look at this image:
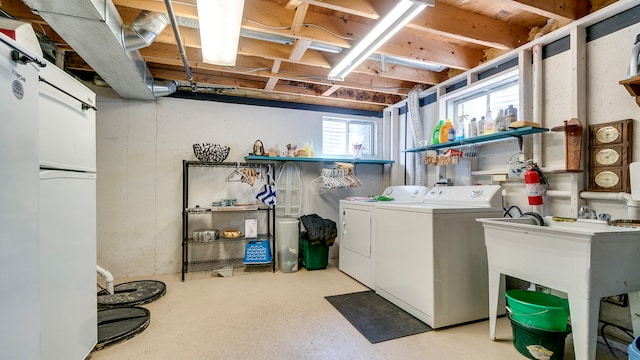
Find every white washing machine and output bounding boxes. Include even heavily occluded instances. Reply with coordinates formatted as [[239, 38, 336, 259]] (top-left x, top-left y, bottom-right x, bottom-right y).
[[374, 185, 503, 328], [338, 186, 429, 289]]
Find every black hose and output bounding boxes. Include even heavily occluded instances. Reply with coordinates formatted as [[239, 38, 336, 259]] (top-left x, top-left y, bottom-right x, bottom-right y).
[[503, 205, 523, 218], [599, 321, 635, 360], [521, 212, 544, 226]]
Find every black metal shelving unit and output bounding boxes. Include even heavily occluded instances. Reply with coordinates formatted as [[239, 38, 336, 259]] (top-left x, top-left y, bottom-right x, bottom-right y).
[[182, 160, 276, 281]]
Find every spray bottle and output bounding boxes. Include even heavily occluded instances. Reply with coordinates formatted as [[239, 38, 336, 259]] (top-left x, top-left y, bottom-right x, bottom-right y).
[[455, 115, 467, 141]]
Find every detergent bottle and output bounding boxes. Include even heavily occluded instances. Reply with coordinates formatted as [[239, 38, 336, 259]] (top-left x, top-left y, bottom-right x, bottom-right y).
[[477, 116, 486, 135], [468, 117, 478, 138], [432, 119, 444, 145], [484, 109, 495, 135], [439, 118, 454, 143], [495, 108, 506, 132]]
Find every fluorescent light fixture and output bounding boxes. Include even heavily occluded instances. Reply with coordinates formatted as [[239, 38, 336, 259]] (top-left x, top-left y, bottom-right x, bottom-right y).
[[196, 0, 245, 66], [328, 0, 434, 81]]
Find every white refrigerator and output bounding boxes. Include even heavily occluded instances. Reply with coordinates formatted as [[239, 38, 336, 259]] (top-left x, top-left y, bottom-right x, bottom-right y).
[[38, 48, 98, 359], [0, 19, 97, 359], [0, 29, 42, 360]]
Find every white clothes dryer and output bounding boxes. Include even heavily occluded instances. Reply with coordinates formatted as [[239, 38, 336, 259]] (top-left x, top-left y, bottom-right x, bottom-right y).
[[338, 186, 429, 289]]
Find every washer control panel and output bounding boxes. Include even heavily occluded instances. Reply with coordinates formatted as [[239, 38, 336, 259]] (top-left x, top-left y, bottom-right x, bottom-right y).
[[381, 185, 429, 202], [424, 185, 502, 207]]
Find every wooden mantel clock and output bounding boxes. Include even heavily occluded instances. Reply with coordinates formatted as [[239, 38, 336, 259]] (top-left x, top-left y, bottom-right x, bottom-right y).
[[588, 119, 633, 192]]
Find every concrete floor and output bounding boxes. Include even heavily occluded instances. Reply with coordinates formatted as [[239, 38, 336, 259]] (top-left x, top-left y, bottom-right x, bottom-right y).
[[88, 261, 625, 360]]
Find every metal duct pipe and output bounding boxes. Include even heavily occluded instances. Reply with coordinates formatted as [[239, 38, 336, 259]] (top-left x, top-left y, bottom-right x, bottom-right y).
[[23, 0, 176, 99], [123, 11, 169, 52], [151, 80, 179, 97]]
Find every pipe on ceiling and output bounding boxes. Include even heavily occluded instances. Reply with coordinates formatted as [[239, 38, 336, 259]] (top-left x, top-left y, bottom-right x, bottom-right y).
[[22, 0, 176, 99], [163, 0, 196, 91]]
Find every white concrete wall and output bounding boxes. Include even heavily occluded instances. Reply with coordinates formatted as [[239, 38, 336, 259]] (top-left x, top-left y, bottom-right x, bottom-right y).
[[94, 89, 387, 277]]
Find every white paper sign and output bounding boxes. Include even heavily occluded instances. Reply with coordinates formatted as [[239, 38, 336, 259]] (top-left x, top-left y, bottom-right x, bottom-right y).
[[245, 219, 257, 238]]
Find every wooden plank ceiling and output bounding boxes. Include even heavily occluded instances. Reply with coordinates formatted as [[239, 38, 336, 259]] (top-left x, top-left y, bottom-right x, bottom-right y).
[[0, 0, 616, 111]]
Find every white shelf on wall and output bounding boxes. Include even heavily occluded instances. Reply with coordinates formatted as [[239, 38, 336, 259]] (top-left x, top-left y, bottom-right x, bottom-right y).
[[245, 155, 394, 165], [404, 126, 549, 153]]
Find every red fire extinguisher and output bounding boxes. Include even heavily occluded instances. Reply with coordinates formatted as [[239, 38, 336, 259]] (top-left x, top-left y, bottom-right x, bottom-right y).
[[524, 164, 543, 205]]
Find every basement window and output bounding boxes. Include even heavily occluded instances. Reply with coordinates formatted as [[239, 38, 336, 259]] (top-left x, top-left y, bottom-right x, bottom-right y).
[[322, 116, 376, 157], [440, 70, 520, 130], [452, 80, 519, 122]]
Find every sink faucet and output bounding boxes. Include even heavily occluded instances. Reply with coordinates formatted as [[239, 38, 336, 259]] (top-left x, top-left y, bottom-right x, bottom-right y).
[[578, 205, 597, 219]]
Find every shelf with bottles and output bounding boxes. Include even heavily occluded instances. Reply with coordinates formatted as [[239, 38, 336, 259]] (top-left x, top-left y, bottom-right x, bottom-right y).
[[404, 126, 549, 153]]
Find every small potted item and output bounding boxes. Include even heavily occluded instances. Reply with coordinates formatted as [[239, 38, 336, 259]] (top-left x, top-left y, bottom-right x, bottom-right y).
[[253, 140, 264, 156], [286, 144, 297, 157]]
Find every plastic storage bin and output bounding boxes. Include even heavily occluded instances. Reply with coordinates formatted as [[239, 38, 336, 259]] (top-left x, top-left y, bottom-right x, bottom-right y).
[[509, 313, 571, 360], [506, 290, 570, 331], [299, 238, 329, 270], [276, 218, 299, 273], [242, 240, 272, 264]]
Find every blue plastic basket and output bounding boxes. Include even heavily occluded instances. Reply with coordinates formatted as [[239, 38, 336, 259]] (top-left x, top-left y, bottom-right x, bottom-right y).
[[629, 336, 640, 360], [243, 240, 272, 264]]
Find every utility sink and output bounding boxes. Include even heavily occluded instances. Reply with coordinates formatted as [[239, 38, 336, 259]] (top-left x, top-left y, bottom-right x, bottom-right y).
[[477, 216, 640, 360]]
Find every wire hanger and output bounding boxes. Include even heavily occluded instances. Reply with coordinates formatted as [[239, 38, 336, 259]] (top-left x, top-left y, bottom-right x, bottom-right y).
[[225, 162, 248, 183]]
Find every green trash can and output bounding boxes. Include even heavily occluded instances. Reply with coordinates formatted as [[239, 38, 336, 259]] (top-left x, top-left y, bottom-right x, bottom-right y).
[[509, 313, 571, 360], [299, 237, 328, 270]]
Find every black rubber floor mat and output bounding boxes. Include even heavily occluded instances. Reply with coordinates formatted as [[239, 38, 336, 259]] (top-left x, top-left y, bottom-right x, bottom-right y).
[[96, 307, 150, 350], [97, 280, 166, 309], [325, 290, 432, 343]]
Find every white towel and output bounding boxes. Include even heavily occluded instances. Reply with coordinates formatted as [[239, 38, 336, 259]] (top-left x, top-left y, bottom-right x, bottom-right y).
[[256, 184, 276, 205]]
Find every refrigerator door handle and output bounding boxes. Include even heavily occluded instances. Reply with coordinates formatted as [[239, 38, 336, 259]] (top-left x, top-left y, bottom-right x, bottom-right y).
[[0, 33, 46, 67]]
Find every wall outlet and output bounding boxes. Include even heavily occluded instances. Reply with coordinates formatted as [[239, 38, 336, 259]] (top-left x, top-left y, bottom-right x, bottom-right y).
[[245, 219, 257, 238]]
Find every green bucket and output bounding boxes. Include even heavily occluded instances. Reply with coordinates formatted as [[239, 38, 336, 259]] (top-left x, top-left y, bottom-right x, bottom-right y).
[[506, 290, 570, 331], [509, 313, 571, 360]]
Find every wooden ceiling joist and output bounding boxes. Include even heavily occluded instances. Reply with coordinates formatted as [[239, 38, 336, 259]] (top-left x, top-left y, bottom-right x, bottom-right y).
[[289, 39, 312, 61], [291, 1, 309, 34], [0, 0, 610, 110], [407, 3, 531, 50], [508, 0, 590, 22], [140, 45, 414, 97]]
